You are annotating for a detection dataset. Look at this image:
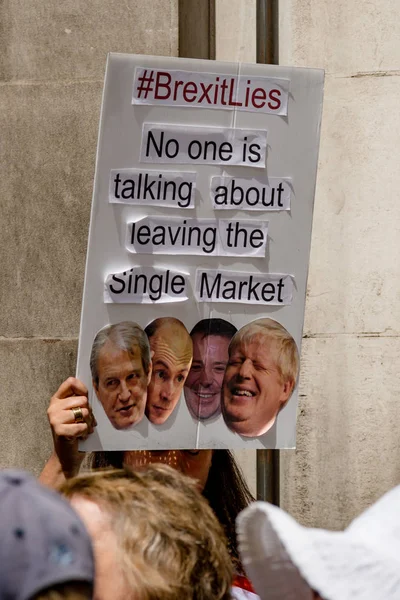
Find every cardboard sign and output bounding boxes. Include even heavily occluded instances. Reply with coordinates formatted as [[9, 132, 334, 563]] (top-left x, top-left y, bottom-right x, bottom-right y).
[[78, 54, 324, 451]]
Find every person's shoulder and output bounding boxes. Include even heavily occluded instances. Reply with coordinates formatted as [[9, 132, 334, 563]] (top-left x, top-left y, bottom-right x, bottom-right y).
[[231, 586, 260, 600]]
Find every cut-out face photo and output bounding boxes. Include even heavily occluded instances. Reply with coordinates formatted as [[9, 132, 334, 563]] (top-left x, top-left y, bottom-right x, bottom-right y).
[[90, 321, 152, 430], [145, 317, 193, 425], [184, 319, 237, 421], [222, 318, 299, 437]]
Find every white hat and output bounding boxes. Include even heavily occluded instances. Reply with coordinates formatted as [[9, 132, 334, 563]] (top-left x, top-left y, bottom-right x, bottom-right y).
[[236, 486, 400, 600]]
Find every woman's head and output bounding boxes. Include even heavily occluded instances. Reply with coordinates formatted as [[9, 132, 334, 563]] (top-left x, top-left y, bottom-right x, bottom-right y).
[[90, 449, 254, 572], [60, 466, 233, 600]]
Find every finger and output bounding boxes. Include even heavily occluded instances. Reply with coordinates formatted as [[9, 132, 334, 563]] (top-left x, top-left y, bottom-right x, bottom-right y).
[[86, 413, 97, 435], [64, 407, 90, 425], [55, 377, 88, 400], [61, 395, 89, 411], [88, 409, 97, 426], [56, 423, 89, 438], [47, 396, 88, 424]]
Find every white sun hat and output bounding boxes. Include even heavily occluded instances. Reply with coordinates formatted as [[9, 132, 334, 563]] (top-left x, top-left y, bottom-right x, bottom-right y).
[[236, 486, 400, 600]]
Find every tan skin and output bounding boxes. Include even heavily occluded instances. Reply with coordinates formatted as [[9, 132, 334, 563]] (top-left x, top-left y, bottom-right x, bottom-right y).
[[40, 377, 212, 490], [145, 321, 193, 425], [41, 377, 95, 484], [93, 341, 151, 430], [184, 333, 230, 420], [123, 449, 212, 491], [222, 335, 294, 437]]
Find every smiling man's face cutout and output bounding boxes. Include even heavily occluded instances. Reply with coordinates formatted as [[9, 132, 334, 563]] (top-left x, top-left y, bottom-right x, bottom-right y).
[[145, 319, 193, 425]]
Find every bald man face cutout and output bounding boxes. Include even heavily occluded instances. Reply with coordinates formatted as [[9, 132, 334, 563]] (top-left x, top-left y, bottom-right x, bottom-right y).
[[145, 319, 193, 425]]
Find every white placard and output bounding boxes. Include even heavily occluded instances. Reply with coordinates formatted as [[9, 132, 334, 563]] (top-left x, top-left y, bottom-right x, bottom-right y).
[[126, 216, 268, 257], [77, 53, 324, 452], [109, 169, 196, 209], [104, 266, 189, 303], [140, 123, 267, 168], [133, 67, 289, 116], [195, 269, 293, 305], [211, 176, 291, 211]]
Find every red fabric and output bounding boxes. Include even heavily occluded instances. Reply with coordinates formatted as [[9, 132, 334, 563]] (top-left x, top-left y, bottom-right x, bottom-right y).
[[233, 575, 255, 594]]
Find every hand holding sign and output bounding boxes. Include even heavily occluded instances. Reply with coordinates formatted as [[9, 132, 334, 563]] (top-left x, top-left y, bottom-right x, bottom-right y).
[[47, 377, 96, 477]]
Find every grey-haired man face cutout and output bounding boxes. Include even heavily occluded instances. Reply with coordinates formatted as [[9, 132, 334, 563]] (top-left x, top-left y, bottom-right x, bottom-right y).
[[93, 340, 151, 430]]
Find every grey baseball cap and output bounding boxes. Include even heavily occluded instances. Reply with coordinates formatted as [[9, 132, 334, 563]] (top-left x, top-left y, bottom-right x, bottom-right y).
[[0, 470, 95, 600]]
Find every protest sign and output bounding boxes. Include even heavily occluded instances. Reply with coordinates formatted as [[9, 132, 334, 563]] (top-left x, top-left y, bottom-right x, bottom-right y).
[[78, 54, 324, 451]]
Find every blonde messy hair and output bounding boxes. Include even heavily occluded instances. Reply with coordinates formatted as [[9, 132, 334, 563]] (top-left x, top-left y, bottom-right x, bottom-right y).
[[60, 466, 233, 600], [229, 318, 300, 387]]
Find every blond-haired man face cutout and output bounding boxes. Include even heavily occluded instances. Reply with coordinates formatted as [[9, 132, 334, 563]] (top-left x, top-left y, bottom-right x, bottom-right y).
[[222, 320, 297, 437]]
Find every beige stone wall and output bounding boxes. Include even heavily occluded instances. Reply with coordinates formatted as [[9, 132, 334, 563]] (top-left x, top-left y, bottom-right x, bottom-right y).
[[0, 1, 178, 475], [215, 0, 256, 63], [279, 0, 400, 528], [216, 0, 400, 523]]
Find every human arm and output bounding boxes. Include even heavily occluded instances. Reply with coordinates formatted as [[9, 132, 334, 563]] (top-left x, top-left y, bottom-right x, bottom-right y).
[[39, 377, 96, 488]]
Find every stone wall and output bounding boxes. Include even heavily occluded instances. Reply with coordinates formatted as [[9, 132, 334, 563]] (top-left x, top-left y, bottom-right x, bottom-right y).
[[0, 0, 178, 474], [214, 0, 400, 522], [279, 0, 400, 527]]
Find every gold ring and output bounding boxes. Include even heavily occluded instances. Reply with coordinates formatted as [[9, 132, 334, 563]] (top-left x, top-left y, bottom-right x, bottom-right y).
[[71, 407, 85, 424]]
